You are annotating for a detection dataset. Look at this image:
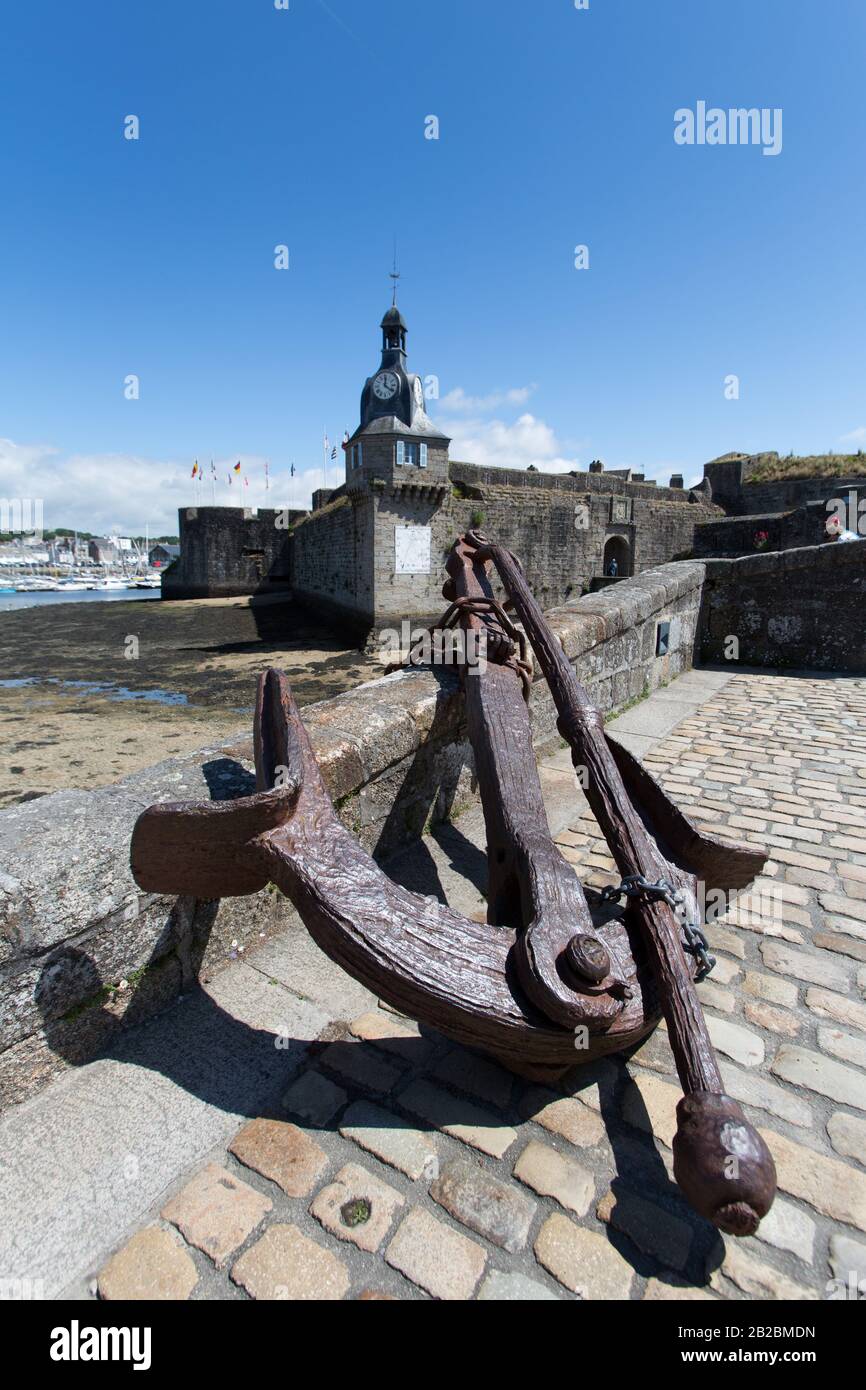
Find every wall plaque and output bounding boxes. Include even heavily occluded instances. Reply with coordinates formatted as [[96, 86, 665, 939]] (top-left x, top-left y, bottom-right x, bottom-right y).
[[395, 525, 432, 574]]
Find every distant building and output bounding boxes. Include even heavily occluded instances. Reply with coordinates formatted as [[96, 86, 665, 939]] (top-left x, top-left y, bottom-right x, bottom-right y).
[[88, 538, 119, 565], [149, 543, 180, 568]]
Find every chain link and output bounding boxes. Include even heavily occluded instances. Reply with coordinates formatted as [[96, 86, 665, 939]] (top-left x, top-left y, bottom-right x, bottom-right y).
[[599, 874, 716, 982], [385, 591, 534, 700]]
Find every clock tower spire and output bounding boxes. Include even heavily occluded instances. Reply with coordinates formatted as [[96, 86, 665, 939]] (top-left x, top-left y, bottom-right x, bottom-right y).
[[379, 302, 408, 372], [344, 285, 450, 486]]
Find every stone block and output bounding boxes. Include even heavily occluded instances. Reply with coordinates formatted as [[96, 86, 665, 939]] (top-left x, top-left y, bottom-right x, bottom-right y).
[[97, 1226, 198, 1301], [430, 1157, 536, 1253], [513, 1139, 594, 1217], [534, 1214, 633, 1300], [310, 1162, 405, 1252], [228, 1119, 329, 1199], [340, 1099, 439, 1180], [385, 1207, 486, 1301], [282, 1069, 347, 1126], [231, 1224, 349, 1300], [161, 1162, 272, 1268]]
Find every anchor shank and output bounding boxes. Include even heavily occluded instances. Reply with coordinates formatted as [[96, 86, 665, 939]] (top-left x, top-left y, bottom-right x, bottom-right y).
[[476, 534, 776, 1235], [444, 538, 626, 1032]]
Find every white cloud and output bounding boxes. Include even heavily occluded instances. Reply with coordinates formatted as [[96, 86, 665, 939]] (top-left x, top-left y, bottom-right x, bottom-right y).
[[439, 385, 537, 414], [840, 427, 866, 445], [0, 437, 332, 536], [439, 412, 581, 475]]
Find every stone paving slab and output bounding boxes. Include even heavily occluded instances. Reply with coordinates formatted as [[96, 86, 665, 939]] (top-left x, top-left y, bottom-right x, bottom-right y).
[[3, 666, 866, 1300]]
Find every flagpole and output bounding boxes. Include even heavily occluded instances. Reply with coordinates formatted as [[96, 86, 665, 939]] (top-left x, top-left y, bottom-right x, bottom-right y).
[[211, 458, 216, 506]]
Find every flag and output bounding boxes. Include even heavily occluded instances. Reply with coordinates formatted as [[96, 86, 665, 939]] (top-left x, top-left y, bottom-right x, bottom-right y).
[[243, 477, 249, 488], [227, 473, 232, 485], [233, 461, 242, 474], [191, 460, 199, 478], [342, 431, 350, 445], [330, 447, 337, 460], [290, 464, 296, 478], [210, 459, 216, 480]]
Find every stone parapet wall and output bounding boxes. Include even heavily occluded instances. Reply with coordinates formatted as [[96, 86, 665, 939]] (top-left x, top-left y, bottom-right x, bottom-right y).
[[742, 475, 866, 516], [693, 502, 830, 557], [444, 486, 716, 613], [0, 561, 705, 1110], [450, 460, 703, 505], [700, 539, 866, 670]]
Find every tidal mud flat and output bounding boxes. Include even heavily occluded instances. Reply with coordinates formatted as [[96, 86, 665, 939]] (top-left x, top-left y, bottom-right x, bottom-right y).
[[0, 595, 378, 806]]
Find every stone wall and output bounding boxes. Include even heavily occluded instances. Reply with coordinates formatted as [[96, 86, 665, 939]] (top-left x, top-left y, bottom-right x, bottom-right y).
[[703, 454, 866, 517], [741, 475, 866, 517], [449, 460, 697, 505], [700, 539, 866, 671], [443, 464, 717, 613], [290, 493, 377, 633], [0, 561, 705, 1109], [161, 460, 719, 630], [162, 507, 304, 601], [371, 482, 453, 627], [693, 501, 830, 557], [286, 459, 719, 634]]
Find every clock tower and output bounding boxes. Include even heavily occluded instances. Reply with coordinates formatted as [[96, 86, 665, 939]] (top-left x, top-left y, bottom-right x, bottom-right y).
[[344, 293, 450, 487]]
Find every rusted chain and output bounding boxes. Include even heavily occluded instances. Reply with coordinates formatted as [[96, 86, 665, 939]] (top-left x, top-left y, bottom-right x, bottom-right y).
[[387, 591, 534, 701]]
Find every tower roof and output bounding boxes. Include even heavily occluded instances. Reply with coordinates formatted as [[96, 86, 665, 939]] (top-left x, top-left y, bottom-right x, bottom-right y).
[[381, 304, 407, 330]]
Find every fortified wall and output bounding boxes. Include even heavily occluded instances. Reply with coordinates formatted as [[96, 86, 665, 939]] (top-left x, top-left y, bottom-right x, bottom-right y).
[[159, 303, 866, 633], [690, 453, 866, 558], [161, 297, 721, 633], [700, 538, 866, 671], [250, 459, 719, 638], [162, 462, 720, 635], [161, 507, 305, 601], [702, 451, 866, 514], [693, 500, 830, 558]]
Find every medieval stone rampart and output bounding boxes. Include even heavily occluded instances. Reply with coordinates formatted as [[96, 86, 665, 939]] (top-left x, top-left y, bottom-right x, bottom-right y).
[[161, 507, 302, 600], [289, 460, 720, 635], [700, 539, 866, 670], [703, 452, 866, 516]]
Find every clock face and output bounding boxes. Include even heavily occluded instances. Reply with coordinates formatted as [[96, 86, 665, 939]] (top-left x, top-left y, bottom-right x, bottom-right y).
[[373, 371, 399, 401], [413, 377, 424, 407]]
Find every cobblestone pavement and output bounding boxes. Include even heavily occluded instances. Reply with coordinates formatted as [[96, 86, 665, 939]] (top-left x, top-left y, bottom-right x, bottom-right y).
[[67, 671, 866, 1297]]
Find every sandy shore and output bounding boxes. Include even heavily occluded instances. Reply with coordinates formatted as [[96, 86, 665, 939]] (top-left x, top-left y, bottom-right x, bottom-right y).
[[0, 595, 378, 806]]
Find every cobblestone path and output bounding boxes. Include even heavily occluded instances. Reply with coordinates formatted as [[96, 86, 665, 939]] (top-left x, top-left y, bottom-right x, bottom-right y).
[[26, 671, 866, 1299]]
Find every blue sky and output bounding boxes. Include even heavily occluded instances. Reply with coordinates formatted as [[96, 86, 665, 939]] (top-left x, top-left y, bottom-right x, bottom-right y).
[[1, 0, 864, 533]]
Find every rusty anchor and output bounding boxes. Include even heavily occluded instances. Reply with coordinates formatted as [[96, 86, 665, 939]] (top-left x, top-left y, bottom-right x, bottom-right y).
[[131, 532, 776, 1235]]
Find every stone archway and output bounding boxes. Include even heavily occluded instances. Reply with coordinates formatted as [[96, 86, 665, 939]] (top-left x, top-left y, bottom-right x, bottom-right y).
[[602, 534, 632, 578]]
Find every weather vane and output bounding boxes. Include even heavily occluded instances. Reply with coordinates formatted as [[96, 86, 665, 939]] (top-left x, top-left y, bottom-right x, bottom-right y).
[[389, 237, 400, 305]]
